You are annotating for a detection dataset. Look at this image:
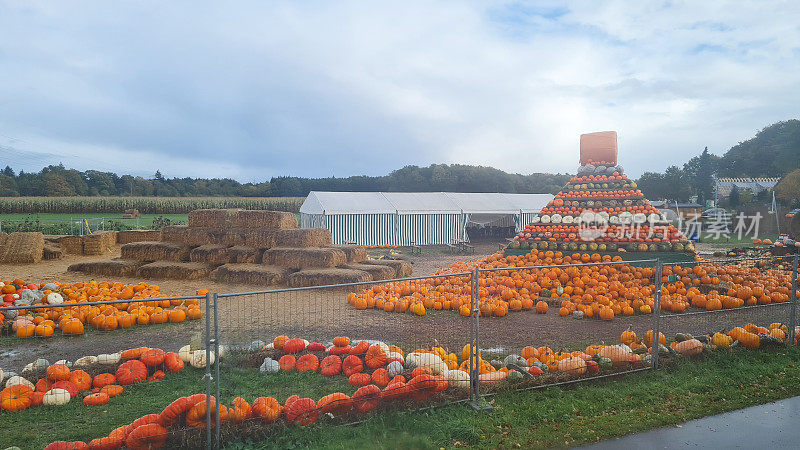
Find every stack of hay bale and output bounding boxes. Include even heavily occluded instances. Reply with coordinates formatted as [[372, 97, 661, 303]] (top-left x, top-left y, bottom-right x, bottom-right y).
[[117, 229, 162, 244], [68, 208, 411, 287], [0, 232, 45, 264], [53, 231, 118, 256]]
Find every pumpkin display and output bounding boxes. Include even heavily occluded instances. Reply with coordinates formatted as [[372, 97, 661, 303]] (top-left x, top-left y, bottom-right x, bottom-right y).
[[284, 397, 318, 425], [1, 384, 33, 411], [674, 339, 703, 356], [282, 338, 306, 354], [278, 354, 297, 371], [140, 348, 166, 367], [319, 355, 342, 377], [317, 392, 352, 415], [42, 388, 71, 406], [160, 394, 206, 426], [295, 354, 320, 372], [252, 396, 283, 423], [92, 373, 116, 389], [125, 423, 168, 450], [364, 345, 388, 369], [83, 392, 110, 406], [352, 384, 381, 413], [186, 398, 228, 429], [46, 364, 71, 382], [598, 345, 632, 364], [164, 352, 185, 373], [116, 360, 148, 385], [229, 396, 252, 423], [342, 355, 363, 376], [557, 357, 587, 375], [190, 351, 215, 369], [100, 384, 124, 397], [68, 370, 92, 391]]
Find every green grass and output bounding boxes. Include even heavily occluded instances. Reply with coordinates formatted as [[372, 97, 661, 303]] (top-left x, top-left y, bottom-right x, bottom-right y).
[[0, 212, 188, 227], [4, 347, 800, 449]]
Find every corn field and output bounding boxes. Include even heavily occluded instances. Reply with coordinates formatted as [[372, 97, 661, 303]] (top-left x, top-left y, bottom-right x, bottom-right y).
[[0, 197, 304, 214]]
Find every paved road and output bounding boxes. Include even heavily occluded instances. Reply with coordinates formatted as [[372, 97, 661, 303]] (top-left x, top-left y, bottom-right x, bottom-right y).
[[584, 396, 800, 449]]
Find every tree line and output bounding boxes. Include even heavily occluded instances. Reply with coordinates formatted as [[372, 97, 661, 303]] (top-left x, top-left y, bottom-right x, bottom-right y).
[[0, 163, 570, 198]]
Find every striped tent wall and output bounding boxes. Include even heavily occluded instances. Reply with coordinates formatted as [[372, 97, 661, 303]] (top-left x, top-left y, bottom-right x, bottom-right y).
[[515, 213, 540, 233], [397, 213, 466, 246], [304, 213, 399, 245]]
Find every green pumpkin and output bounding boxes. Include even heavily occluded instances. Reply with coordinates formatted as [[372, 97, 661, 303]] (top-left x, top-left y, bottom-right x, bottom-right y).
[[597, 357, 613, 370], [508, 370, 524, 383]]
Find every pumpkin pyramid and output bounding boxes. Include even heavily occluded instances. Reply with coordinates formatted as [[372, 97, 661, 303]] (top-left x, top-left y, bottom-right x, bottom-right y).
[[508, 131, 694, 255]]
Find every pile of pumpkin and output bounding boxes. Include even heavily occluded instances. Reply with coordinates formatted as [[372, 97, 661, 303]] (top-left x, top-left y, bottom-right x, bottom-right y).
[[0, 278, 204, 338], [348, 248, 798, 321]]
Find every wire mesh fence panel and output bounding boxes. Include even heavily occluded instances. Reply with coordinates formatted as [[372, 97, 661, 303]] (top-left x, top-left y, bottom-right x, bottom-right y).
[[209, 273, 474, 447], [472, 258, 660, 396], [0, 293, 212, 449], [656, 255, 799, 367]]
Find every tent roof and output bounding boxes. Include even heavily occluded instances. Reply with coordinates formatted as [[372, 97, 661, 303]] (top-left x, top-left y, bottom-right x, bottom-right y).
[[300, 191, 553, 215]]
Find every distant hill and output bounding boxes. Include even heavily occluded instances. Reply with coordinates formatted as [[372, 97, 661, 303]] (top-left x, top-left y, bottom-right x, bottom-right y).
[[717, 119, 800, 177]]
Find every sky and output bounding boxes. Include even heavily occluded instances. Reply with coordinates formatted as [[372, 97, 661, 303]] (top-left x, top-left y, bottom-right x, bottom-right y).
[[1, 1, 799, 182]]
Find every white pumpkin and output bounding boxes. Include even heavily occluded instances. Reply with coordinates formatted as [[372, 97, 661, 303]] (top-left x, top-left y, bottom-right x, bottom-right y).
[[598, 345, 632, 364], [97, 353, 121, 365], [218, 345, 229, 360], [387, 351, 404, 364], [21, 363, 34, 373], [179, 345, 194, 363], [6, 375, 34, 390], [445, 369, 470, 390], [405, 352, 447, 375], [74, 356, 98, 367], [43, 388, 71, 406], [264, 343, 275, 350], [190, 350, 215, 368], [0, 368, 3, 384], [54, 359, 72, 368], [46, 292, 64, 305]]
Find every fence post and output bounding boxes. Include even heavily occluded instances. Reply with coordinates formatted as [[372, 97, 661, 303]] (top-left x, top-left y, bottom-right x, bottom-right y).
[[469, 267, 479, 407], [213, 293, 221, 448], [789, 255, 798, 346], [651, 260, 663, 370], [204, 292, 213, 450]]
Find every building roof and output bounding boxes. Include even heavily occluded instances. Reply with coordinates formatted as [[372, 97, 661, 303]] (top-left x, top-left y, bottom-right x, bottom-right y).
[[715, 177, 780, 189], [300, 191, 554, 215]]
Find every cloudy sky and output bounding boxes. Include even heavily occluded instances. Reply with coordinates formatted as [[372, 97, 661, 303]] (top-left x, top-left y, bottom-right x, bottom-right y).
[[1, 1, 799, 182]]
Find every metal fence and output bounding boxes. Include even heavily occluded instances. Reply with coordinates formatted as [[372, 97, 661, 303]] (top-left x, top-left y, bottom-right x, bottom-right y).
[[1, 254, 798, 449]]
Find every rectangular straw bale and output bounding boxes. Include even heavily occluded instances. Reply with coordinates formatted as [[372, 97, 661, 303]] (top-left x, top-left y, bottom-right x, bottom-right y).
[[210, 264, 288, 285], [68, 259, 143, 277], [231, 210, 298, 229], [188, 209, 238, 228], [0, 232, 7, 248], [243, 230, 277, 249], [82, 231, 118, 255], [117, 230, 163, 244], [274, 228, 332, 248], [361, 259, 413, 278], [332, 245, 367, 263], [263, 247, 347, 269], [342, 263, 395, 281], [186, 227, 226, 246], [189, 244, 231, 265], [136, 261, 213, 280], [162, 225, 190, 244], [121, 241, 191, 262], [288, 268, 372, 287], [227, 246, 264, 264], [0, 232, 45, 263], [58, 235, 84, 254], [44, 235, 64, 244], [43, 243, 65, 260]]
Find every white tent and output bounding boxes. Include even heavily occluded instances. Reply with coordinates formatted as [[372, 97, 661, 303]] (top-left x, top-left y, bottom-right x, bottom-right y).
[[300, 191, 553, 245]]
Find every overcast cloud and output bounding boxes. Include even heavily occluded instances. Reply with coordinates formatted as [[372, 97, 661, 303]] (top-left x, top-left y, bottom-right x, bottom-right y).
[[1, 1, 799, 182]]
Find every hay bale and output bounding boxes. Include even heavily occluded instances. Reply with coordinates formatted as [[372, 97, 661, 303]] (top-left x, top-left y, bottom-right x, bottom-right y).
[[162, 225, 190, 244], [189, 244, 230, 265], [44, 235, 64, 244], [137, 261, 213, 280], [210, 264, 288, 285], [43, 243, 65, 260], [221, 228, 247, 246], [68, 259, 143, 277], [58, 235, 84, 254], [243, 230, 277, 249], [274, 228, 332, 248], [0, 232, 45, 264], [343, 263, 395, 281], [186, 227, 226, 246], [0, 232, 7, 248], [227, 246, 264, 264], [117, 230, 163, 244], [121, 241, 191, 262], [83, 231, 118, 255], [361, 259, 413, 278], [232, 210, 298, 229], [263, 247, 347, 269], [332, 245, 367, 263], [188, 209, 238, 228], [288, 268, 372, 287]]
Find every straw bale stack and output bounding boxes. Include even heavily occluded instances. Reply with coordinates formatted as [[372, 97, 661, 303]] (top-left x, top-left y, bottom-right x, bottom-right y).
[[189, 244, 231, 265], [188, 209, 238, 228], [136, 261, 213, 280], [287, 268, 372, 287], [0, 232, 45, 263], [121, 241, 190, 262], [210, 264, 289, 285], [161, 225, 190, 244], [342, 263, 395, 281], [361, 259, 413, 278], [117, 230, 162, 244], [68, 259, 143, 277], [263, 247, 347, 269], [186, 227, 226, 246], [227, 246, 264, 264], [43, 243, 65, 260], [332, 245, 367, 263], [58, 235, 84, 254], [231, 210, 298, 229], [83, 231, 118, 255], [274, 228, 332, 248]]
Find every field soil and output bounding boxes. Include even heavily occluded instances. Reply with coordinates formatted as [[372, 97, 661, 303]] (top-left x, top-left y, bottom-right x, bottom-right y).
[[4, 239, 786, 374]]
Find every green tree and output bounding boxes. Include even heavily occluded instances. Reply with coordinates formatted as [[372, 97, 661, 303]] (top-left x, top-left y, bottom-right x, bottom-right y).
[[775, 169, 800, 206], [2, 166, 14, 177], [729, 185, 740, 207], [694, 147, 715, 204], [0, 174, 18, 196], [44, 173, 76, 196]]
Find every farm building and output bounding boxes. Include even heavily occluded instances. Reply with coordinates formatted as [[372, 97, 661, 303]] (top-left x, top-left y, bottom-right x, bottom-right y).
[[299, 191, 553, 246]]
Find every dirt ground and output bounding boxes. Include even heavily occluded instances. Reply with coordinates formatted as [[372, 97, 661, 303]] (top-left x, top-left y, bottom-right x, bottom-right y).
[[4, 240, 792, 373]]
